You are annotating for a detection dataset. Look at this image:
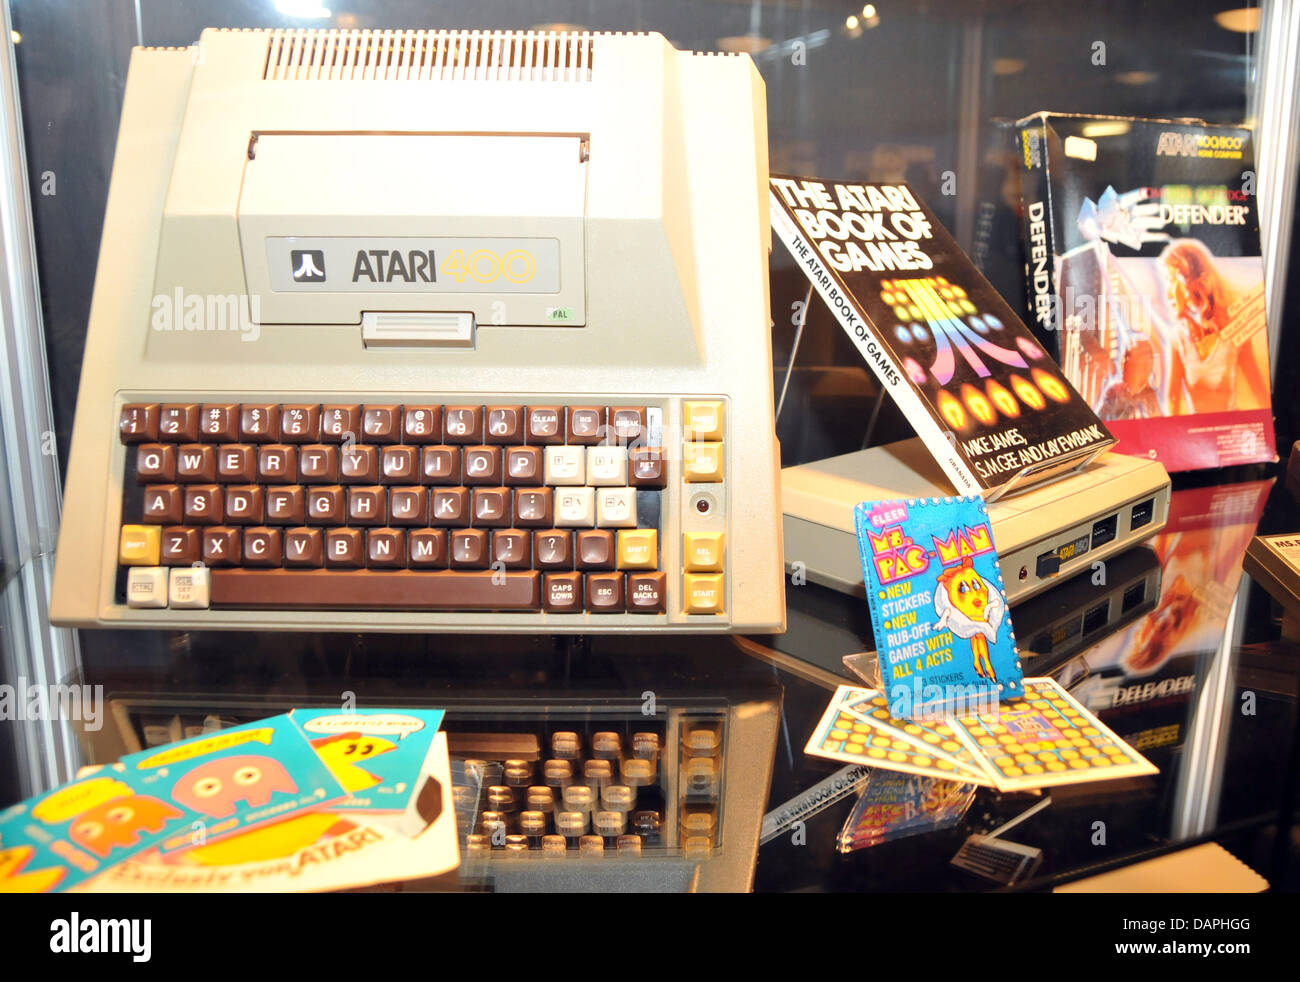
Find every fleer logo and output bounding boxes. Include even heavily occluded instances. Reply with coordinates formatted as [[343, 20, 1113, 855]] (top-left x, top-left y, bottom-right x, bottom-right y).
[[290, 249, 326, 282]]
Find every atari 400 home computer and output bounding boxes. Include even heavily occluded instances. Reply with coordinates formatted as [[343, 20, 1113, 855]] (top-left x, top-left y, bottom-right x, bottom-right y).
[[50, 28, 785, 634]]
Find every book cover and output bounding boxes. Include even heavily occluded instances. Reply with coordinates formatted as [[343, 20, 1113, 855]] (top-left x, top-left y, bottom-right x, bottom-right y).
[[770, 175, 1115, 495], [78, 733, 460, 893], [0, 715, 348, 892], [1014, 112, 1276, 471], [854, 495, 1024, 717]]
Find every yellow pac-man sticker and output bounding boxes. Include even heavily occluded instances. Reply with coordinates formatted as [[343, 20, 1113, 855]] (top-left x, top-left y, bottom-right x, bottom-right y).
[[30, 777, 134, 824], [135, 728, 274, 769]]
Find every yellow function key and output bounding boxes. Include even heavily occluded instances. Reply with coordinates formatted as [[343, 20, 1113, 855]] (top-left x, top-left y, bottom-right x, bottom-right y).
[[683, 442, 724, 482], [617, 529, 658, 570], [683, 401, 725, 441], [683, 532, 725, 572], [683, 573, 725, 614], [118, 524, 161, 566]]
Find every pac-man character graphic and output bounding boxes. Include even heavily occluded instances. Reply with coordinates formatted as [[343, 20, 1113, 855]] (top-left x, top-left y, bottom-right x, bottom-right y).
[[934, 558, 1006, 683], [0, 845, 68, 893], [172, 755, 298, 818], [310, 732, 397, 792], [66, 795, 182, 858]]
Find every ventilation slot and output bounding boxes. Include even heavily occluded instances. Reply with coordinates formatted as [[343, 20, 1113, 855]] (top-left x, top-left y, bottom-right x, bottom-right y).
[[262, 29, 595, 81]]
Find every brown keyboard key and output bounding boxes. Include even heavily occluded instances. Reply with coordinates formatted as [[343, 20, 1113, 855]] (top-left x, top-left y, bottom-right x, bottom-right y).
[[175, 444, 215, 482], [340, 445, 379, 483], [217, 445, 257, 483], [325, 528, 364, 568], [431, 487, 469, 526], [610, 407, 646, 444], [463, 447, 501, 485], [628, 447, 667, 488], [492, 530, 532, 569], [402, 405, 442, 443], [142, 485, 183, 524], [284, 527, 323, 568], [444, 406, 484, 444], [258, 445, 297, 484], [576, 529, 616, 570], [381, 446, 419, 484], [451, 529, 490, 569], [239, 404, 279, 442], [348, 486, 386, 526], [320, 405, 360, 442], [279, 405, 320, 443], [513, 488, 553, 527], [159, 404, 199, 442], [307, 486, 345, 524], [160, 526, 199, 564], [486, 406, 524, 443], [472, 488, 511, 528], [534, 530, 572, 569], [626, 571, 667, 613], [224, 486, 264, 525], [243, 527, 282, 567], [586, 571, 625, 612], [210, 569, 542, 610], [363, 405, 401, 443], [184, 485, 223, 525], [504, 446, 543, 485], [422, 446, 460, 483], [388, 487, 428, 526], [298, 445, 338, 482], [543, 571, 584, 612], [367, 528, 406, 569], [408, 529, 448, 568], [202, 526, 240, 566], [266, 486, 306, 525], [199, 404, 239, 442], [567, 407, 604, 445], [120, 404, 159, 443], [526, 406, 563, 444], [136, 444, 176, 482]]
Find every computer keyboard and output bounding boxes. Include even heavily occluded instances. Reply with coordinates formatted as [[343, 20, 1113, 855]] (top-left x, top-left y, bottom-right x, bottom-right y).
[[50, 28, 785, 633], [117, 398, 730, 615]]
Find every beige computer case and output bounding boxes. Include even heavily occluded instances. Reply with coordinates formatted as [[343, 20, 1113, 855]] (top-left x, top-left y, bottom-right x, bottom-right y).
[[50, 29, 785, 633]]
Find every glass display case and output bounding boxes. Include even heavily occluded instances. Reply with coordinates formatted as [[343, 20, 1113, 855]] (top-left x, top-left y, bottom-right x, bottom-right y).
[[1, 0, 1298, 895]]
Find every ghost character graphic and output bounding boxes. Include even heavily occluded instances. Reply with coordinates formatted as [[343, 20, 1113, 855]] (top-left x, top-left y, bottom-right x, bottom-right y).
[[933, 558, 1005, 682], [172, 755, 298, 818], [67, 795, 183, 858]]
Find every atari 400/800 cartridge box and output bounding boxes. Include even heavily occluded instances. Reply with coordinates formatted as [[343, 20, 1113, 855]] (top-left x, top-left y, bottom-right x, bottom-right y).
[[1015, 113, 1275, 472]]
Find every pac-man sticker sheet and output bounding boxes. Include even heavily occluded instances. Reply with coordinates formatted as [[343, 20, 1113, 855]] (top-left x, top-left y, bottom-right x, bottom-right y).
[[804, 689, 994, 786], [947, 678, 1158, 791], [842, 688, 988, 773]]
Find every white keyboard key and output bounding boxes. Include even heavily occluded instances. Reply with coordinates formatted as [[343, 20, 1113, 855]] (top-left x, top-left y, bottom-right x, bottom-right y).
[[596, 487, 637, 527], [168, 566, 210, 609], [126, 567, 168, 608], [544, 446, 586, 485], [586, 447, 627, 486], [555, 487, 596, 527]]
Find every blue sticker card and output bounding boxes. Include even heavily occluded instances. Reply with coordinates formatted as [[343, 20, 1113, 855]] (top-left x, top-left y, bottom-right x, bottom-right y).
[[855, 495, 1023, 718]]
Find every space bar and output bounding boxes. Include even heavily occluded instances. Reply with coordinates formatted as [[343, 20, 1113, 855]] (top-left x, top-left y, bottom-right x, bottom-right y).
[[210, 569, 541, 610]]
